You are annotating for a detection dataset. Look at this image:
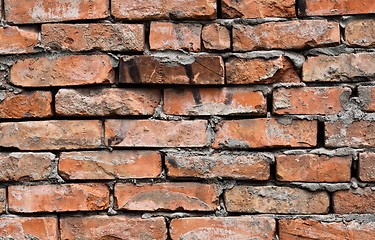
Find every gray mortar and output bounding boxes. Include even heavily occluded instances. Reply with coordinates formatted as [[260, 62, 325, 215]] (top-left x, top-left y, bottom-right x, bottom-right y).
[[49, 155, 64, 184], [149, 51, 196, 65], [291, 182, 351, 192]]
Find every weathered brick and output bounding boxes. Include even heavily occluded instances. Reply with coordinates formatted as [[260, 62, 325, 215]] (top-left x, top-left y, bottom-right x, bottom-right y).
[[0, 152, 53, 181], [115, 182, 218, 211], [0, 217, 58, 240], [163, 87, 266, 115], [59, 151, 161, 180], [170, 216, 276, 240], [5, 0, 108, 24], [111, 0, 216, 20], [9, 183, 109, 213], [222, 0, 295, 18], [119, 55, 224, 85], [273, 87, 351, 115], [334, 188, 375, 214], [303, 53, 375, 82], [359, 152, 375, 182], [226, 56, 301, 84], [279, 219, 375, 240], [213, 119, 317, 149], [233, 20, 340, 51], [359, 86, 375, 112], [10, 55, 114, 87], [276, 154, 352, 182], [105, 120, 207, 147], [202, 23, 231, 51], [165, 152, 270, 180], [0, 120, 102, 150], [345, 19, 375, 48], [55, 88, 160, 116], [60, 216, 166, 239], [0, 26, 38, 54], [0, 188, 5, 213], [325, 120, 375, 148], [0, 91, 52, 118], [42, 23, 144, 51], [225, 186, 329, 214], [303, 0, 375, 16], [150, 22, 202, 51]]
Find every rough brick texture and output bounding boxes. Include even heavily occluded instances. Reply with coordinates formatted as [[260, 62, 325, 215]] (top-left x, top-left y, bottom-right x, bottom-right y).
[[1, 0, 375, 237]]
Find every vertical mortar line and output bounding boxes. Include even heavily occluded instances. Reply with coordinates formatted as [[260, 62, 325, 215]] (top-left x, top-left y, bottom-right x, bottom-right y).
[[267, 91, 273, 114], [160, 151, 168, 180], [57, 214, 62, 240], [328, 191, 335, 213], [51, 88, 59, 118], [101, 120, 106, 149], [316, 121, 325, 148], [144, 21, 151, 52], [4, 186, 9, 214], [351, 152, 359, 180], [296, 0, 307, 18], [216, 0, 222, 19], [275, 218, 280, 240], [108, 180, 117, 215], [1, 0, 5, 22], [165, 217, 172, 240]]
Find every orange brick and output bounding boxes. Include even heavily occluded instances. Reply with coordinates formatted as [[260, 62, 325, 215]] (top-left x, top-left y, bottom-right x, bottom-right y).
[[150, 22, 202, 51], [60, 216, 166, 239], [233, 20, 339, 51], [163, 87, 266, 115], [225, 186, 329, 214], [59, 151, 161, 180], [0, 91, 52, 118], [9, 183, 109, 213], [165, 152, 270, 180], [0, 26, 38, 54], [0, 120, 102, 150], [5, 0, 108, 24], [42, 23, 144, 51], [276, 154, 352, 182], [303, 0, 375, 16], [359, 86, 375, 112], [202, 23, 231, 51], [111, 0, 216, 20], [334, 188, 375, 214], [0, 217, 58, 240], [55, 88, 160, 116], [359, 152, 375, 182], [105, 120, 207, 148], [115, 182, 218, 211], [10, 55, 114, 87], [273, 87, 351, 115], [226, 56, 301, 84], [0, 152, 53, 181], [345, 19, 375, 48], [213, 118, 317, 149], [222, 0, 295, 18], [170, 216, 276, 240]]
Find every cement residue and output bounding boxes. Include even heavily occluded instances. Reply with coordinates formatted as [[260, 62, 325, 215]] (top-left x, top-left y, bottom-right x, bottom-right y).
[[150, 51, 196, 65], [291, 182, 351, 192]]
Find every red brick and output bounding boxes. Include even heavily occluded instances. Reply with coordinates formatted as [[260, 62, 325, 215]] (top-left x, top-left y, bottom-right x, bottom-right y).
[[9, 183, 109, 213], [359, 86, 375, 112], [276, 154, 352, 182], [233, 20, 340, 51], [325, 120, 375, 148], [226, 56, 301, 84], [0, 91, 52, 118], [225, 186, 329, 214], [55, 88, 160, 116], [334, 188, 375, 214], [42, 23, 144, 51], [115, 182, 218, 211], [170, 216, 276, 240], [10, 55, 114, 87], [303, 53, 375, 82], [4, 0, 108, 24], [0, 120, 102, 150], [279, 219, 375, 240], [0, 188, 5, 213], [105, 120, 207, 148], [202, 23, 231, 51], [303, 0, 375, 16], [345, 19, 375, 48], [111, 0, 216, 20], [165, 152, 270, 180], [119, 55, 224, 85], [222, 0, 295, 18], [213, 118, 317, 149], [0, 26, 38, 54], [150, 22, 202, 51], [59, 151, 161, 180], [0, 152, 53, 181], [359, 152, 375, 182], [273, 87, 351, 115], [0, 217, 58, 240], [60, 216, 166, 239], [163, 87, 266, 115]]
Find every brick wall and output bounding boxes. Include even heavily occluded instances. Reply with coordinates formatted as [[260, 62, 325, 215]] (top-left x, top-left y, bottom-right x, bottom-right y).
[[0, 0, 375, 239]]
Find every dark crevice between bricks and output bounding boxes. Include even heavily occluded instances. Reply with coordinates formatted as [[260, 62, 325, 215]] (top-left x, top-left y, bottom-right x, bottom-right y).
[[270, 161, 277, 181], [57, 214, 62, 240], [144, 21, 151, 53], [296, 0, 307, 17], [165, 217, 172, 240], [0, 0, 5, 23], [4, 187, 9, 214], [275, 219, 280, 240], [317, 121, 325, 148], [216, 0, 222, 19], [160, 151, 168, 180], [267, 93, 273, 114], [350, 85, 359, 98], [328, 192, 334, 214], [351, 154, 359, 180], [107, 181, 117, 215]]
